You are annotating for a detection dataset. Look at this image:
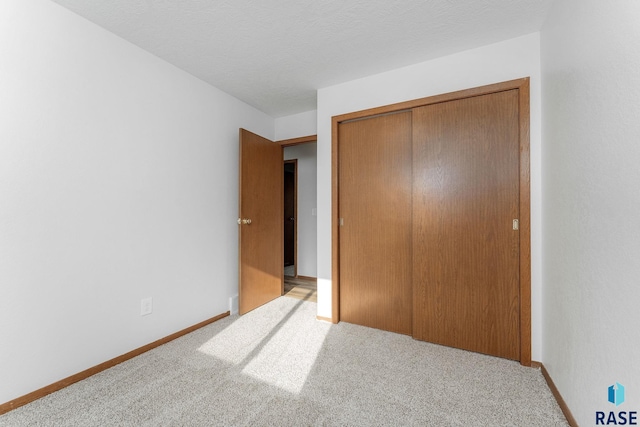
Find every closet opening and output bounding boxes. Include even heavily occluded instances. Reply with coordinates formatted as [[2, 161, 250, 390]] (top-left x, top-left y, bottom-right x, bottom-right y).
[[330, 78, 532, 365]]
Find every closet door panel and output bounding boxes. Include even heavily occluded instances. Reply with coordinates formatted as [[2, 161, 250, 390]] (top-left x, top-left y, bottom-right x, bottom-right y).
[[412, 90, 521, 360], [339, 112, 413, 335]]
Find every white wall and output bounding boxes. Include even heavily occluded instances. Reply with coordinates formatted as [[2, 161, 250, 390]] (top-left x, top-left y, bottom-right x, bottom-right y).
[[275, 110, 317, 141], [541, 1, 640, 424], [317, 33, 543, 359], [0, 0, 273, 404], [277, 111, 318, 278], [284, 144, 318, 278]]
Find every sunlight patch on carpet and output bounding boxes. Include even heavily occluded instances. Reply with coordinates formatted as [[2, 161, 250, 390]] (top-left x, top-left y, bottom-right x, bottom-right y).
[[197, 297, 330, 394], [241, 310, 330, 393]]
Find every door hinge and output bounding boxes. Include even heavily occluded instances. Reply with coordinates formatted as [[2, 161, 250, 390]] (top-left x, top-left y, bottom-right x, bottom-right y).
[[513, 219, 519, 230]]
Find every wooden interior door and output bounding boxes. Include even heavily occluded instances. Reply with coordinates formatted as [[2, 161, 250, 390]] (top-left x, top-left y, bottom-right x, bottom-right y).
[[412, 90, 521, 360], [238, 129, 283, 315], [338, 111, 413, 335]]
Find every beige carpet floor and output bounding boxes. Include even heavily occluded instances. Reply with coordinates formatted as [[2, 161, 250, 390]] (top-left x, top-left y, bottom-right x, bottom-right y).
[[0, 297, 568, 426]]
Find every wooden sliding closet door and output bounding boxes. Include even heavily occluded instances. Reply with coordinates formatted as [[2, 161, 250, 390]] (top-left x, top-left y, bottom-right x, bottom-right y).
[[412, 90, 521, 360], [339, 112, 413, 335]]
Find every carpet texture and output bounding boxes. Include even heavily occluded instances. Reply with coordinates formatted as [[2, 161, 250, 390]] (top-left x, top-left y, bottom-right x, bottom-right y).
[[1, 297, 568, 426]]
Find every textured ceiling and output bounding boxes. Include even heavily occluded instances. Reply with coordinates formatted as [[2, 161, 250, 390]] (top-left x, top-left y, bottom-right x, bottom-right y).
[[50, 0, 554, 117]]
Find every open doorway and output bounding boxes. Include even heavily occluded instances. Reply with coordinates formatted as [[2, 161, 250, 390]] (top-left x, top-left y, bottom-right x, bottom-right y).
[[284, 160, 297, 277], [280, 139, 318, 303]]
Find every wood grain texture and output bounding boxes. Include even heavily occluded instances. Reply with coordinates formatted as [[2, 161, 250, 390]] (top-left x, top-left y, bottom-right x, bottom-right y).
[[277, 134, 317, 147], [518, 79, 532, 366], [331, 79, 531, 363], [412, 90, 521, 360], [332, 118, 340, 323], [338, 111, 413, 335], [333, 79, 529, 124], [0, 312, 230, 415], [239, 129, 283, 315], [284, 276, 317, 302]]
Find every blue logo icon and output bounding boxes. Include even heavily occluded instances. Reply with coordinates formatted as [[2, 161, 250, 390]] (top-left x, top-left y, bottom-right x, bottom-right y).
[[609, 383, 625, 406]]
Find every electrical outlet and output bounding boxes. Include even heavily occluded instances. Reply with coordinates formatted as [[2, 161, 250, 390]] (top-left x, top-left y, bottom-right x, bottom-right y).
[[140, 297, 153, 316]]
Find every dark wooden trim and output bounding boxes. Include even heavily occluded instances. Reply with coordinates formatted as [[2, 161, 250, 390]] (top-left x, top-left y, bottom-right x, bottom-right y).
[[238, 129, 245, 309], [536, 361, 579, 427], [281, 145, 285, 294], [277, 134, 317, 147], [284, 159, 298, 278], [293, 160, 298, 278], [331, 78, 532, 364], [518, 78, 532, 366], [0, 311, 230, 415], [334, 78, 528, 123], [296, 275, 317, 281], [331, 117, 340, 324]]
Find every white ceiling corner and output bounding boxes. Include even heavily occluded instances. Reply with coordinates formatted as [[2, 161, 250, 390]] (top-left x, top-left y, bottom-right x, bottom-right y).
[[50, 0, 555, 117]]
